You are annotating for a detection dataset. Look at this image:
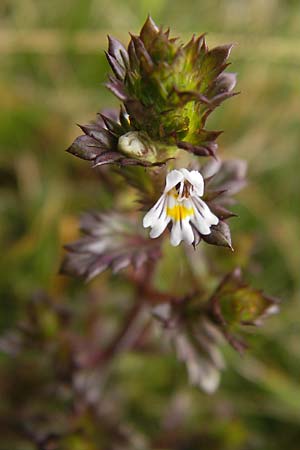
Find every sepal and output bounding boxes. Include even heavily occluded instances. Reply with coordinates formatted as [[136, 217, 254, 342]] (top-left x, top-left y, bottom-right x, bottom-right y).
[[201, 220, 233, 249]]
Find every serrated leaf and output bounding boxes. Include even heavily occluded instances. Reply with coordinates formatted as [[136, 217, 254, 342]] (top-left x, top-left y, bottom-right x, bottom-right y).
[[205, 159, 248, 195], [208, 269, 280, 352], [60, 212, 161, 281], [153, 302, 225, 393], [213, 269, 279, 326]]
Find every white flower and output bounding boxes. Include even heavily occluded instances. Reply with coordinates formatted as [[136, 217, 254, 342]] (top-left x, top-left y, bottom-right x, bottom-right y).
[[143, 169, 219, 247]]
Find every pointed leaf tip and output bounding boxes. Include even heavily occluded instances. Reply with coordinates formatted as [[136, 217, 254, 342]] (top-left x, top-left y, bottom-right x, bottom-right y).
[[202, 220, 233, 249], [207, 268, 280, 352], [140, 15, 159, 44]]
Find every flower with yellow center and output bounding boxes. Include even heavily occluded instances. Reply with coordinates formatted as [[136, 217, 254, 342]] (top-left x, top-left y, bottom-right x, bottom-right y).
[[143, 169, 219, 246]]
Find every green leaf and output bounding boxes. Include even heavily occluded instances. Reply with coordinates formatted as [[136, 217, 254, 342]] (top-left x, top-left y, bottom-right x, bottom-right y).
[[208, 268, 280, 353]]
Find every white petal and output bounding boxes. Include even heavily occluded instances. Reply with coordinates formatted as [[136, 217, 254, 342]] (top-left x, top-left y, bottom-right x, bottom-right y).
[[170, 220, 182, 246], [180, 198, 196, 244], [191, 210, 211, 235], [143, 194, 166, 228], [182, 196, 193, 211], [195, 197, 219, 226], [191, 197, 218, 235], [164, 170, 184, 193], [149, 215, 170, 238], [181, 218, 195, 245], [168, 197, 195, 246], [179, 169, 204, 196], [166, 192, 177, 209]]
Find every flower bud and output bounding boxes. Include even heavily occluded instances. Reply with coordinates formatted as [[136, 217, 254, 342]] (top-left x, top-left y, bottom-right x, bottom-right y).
[[118, 131, 157, 160]]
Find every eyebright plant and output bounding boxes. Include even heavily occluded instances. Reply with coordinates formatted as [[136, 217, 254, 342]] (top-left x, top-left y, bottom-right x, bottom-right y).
[[61, 16, 279, 392]]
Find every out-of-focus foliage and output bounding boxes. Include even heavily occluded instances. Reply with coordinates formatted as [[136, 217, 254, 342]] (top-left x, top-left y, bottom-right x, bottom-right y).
[[61, 211, 162, 280], [1, 1, 300, 449]]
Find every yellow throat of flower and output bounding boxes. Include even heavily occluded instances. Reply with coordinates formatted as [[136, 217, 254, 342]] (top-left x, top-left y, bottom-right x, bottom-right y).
[[166, 203, 194, 221]]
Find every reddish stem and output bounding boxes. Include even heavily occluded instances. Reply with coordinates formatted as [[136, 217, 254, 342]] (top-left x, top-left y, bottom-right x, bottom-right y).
[[83, 261, 156, 369]]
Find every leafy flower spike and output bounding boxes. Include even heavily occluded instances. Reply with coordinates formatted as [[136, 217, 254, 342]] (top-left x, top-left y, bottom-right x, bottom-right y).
[[67, 16, 237, 168], [143, 169, 218, 246]]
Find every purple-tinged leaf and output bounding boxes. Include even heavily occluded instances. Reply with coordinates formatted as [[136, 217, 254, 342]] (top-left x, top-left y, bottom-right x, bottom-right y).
[[107, 35, 128, 67], [207, 159, 248, 195], [153, 301, 225, 393], [172, 87, 211, 105], [105, 52, 126, 80], [127, 39, 139, 71], [208, 204, 237, 220], [202, 189, 227, 202], [211, 72, 237, 95], [79, 123, 117, 149], [67, 135, 106, 161], [177, 141, 217, 158], [60, 212, 161, 281], [206, 44, 233, 69], [210, 91, 239, 107], [130, 34, 154, 73], [93, 151, 122, 167], [106, 76, 128, 101], [100, 114, 124, 136], [202, 220, 233, 249]]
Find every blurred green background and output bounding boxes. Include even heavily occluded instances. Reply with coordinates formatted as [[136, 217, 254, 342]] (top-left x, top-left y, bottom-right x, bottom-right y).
[[1, 0, 300, 449]]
